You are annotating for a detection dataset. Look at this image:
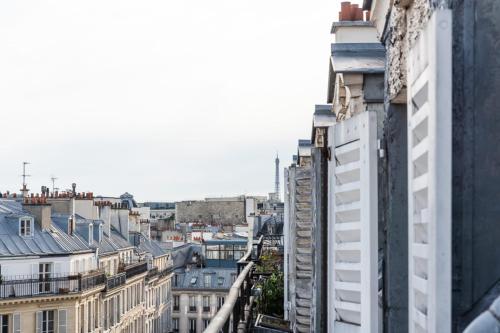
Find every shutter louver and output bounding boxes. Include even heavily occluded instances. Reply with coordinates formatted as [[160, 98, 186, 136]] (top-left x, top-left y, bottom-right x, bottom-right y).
[[13, 313, 21, 333], [58, 309, 67, 333], [328, 111, 378, 332], [36, 311, 42, 333], [407, 10, 452, 333]]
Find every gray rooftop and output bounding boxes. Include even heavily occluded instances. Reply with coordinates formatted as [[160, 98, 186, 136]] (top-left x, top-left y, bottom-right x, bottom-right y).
[[172, 267, 237, 290], [0, 201, 93, 257], [330, 43, 385, 74]]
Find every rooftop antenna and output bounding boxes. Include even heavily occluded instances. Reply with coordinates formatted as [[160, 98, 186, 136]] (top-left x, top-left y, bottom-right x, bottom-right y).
[[275, 152, 280, 201], [20, 161, 30, 198], [50, 176, 58, 194]]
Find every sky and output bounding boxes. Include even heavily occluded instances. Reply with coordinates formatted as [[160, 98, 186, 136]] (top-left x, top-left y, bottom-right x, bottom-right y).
[[0, 0, 349, 201]]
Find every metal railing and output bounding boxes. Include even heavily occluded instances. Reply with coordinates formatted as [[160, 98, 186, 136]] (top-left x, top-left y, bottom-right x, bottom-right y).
[[105, 272, 126, 290], [205, 236, 263, 333], [123, 261, 148, 279], [0, 271, 106, 299]]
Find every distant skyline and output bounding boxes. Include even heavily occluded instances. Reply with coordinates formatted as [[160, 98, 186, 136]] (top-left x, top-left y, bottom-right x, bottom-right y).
[[0, 0, 352, 201]]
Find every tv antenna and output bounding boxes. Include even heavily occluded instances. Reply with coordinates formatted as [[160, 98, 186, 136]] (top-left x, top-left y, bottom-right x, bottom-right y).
[[20, 161, 30, 198], [51, 176, 59, 194]]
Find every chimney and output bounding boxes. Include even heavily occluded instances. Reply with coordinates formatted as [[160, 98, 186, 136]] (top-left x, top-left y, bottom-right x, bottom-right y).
[[98, 203, 112, 237], [23, 196, 52, 230], [68, 215, 76, 236]]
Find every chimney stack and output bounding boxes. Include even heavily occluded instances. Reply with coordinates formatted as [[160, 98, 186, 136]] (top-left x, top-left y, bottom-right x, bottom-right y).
[[23, 195, 52, 230], [339, 1, 369, 22]]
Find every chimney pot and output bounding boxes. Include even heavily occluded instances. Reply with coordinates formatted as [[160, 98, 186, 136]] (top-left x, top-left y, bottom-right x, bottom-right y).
[[340, 1, 351, 21]]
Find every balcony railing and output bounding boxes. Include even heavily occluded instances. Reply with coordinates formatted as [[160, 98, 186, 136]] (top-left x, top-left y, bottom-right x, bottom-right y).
[[205, 236, 263, 333], [0, 271, 106, 299], [146, 267, 159, 280], [122, 261, 148, 279], [105, 272, 126, 291]]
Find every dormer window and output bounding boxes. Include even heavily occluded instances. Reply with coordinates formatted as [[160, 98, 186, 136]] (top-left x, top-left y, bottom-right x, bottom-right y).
[[88, 224, 94, 245], [19, 218, 33, 237]]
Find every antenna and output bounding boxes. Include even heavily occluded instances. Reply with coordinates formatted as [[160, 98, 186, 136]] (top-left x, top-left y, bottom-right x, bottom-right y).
[[50, 176, 58, 194], [20, 161, 30, 198]]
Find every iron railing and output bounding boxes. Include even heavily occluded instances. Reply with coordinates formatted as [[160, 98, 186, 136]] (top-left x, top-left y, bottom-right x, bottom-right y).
[[0, 271, 105, 299], [105, 272, 126, 290], [205, 236, 263, 333], [123, 261, 148, 279]]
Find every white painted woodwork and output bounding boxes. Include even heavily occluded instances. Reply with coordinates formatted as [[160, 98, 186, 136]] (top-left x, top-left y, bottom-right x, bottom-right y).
[[328, 111, 378, 333], [407, 9, 452, 333]]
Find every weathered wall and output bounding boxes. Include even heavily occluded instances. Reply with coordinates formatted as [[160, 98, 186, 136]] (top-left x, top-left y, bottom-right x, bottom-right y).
[[310, 147, 328, 333], [451, 0, 500, 330], [175, 198, 246, 226], [385, 0, 431, 102], [381, 103, 409, 333]]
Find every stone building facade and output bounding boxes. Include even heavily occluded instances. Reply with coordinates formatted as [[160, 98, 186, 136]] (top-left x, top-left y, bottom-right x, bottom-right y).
[[175, 197, 247, 226], [284, 140, 314, 333]]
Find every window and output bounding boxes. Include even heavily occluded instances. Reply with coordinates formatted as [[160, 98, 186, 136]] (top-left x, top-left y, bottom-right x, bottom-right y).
[[173, 296, 179, 311], [217, 276, 224, 286], [19, 218, 33, 237], [204, 274, 212, 287], [172, 318, 179, 333], [189, 296, 196, 312], [204, 319, 210, 329], [0, 314, 8, 333], [203, 296, 210, 312], [217, 296, 225, 310], [190, 277, 197, 285], [174, 274, 178, 287], [39, 263, 52, 293], [36, 310, 55, 333], [189, 319, 196, 333]]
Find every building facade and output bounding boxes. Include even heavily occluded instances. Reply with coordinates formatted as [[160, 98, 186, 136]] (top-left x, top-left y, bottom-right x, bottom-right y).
[[0, 189, 173, 333], [283, 1, 500, 332]]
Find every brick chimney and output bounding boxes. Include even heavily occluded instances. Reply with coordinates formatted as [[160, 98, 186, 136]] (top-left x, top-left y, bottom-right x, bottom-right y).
[[23, 195, 52, 230]]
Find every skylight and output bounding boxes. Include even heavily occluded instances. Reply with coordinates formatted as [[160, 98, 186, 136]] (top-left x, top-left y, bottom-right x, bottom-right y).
[[190, 277, 197, 285]]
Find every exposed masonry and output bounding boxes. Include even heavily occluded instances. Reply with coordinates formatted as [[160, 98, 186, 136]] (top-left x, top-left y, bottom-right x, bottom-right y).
[[293, 166, 313, 333], [386, 0, 431, 102]]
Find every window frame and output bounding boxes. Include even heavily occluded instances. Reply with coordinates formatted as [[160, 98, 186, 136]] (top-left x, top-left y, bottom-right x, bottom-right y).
[[19, 217, 34, 237]]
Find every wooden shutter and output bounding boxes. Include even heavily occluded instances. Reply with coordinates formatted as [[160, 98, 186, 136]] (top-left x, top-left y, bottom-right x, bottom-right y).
[[58, 309, 67, 333], [407, 9, 452, 333], [328, 111, 378, 332], [13, 313, 21, 333], [36, 311, 42, 333]]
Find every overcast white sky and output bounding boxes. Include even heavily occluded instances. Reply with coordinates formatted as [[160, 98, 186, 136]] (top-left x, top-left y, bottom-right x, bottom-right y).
[[0, 0, 351, 201]]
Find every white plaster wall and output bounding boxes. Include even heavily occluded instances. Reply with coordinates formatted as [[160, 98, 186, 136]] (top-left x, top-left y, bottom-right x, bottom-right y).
[[0, 252, 96, 278], [334, 26, 379, 43]]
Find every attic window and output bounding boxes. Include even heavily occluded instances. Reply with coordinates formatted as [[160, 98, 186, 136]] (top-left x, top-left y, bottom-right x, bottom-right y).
[[217, 276, 224, 285], [19, 218, 33, 237], [190, 277, 197, 285]]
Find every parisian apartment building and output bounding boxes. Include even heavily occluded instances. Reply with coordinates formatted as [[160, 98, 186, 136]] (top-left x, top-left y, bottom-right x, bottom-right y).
[[283, 1, 500, 333], [0, 188, 173, 333], [171, 238, 247, 333]]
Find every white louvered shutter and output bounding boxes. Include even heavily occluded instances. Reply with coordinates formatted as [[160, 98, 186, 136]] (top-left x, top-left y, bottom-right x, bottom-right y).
[[36, 311, 42, 333], [13, 313, 21, 333], [328, 111, 378, 332], [58, 309, 67, 333], [407, 10, 452, 333]]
